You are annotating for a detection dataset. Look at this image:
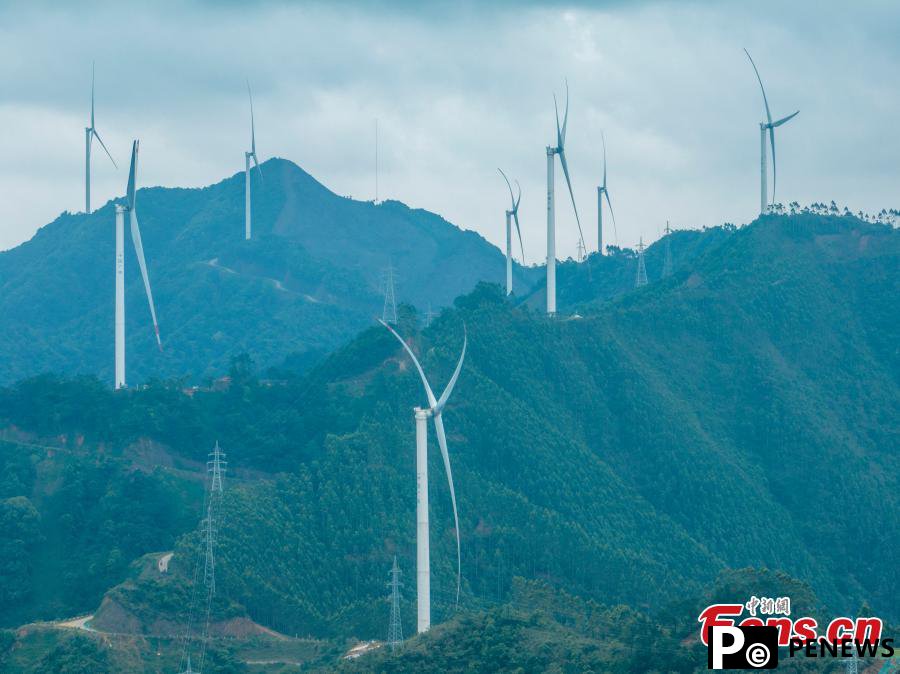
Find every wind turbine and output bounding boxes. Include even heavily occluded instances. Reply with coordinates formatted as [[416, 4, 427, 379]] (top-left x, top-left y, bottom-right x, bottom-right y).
[[744, 49, 799, 215], [498, 169, 524, 295], [546, 80, 585, 315], [244, 82, 263, 240], [379, 319, 466, 634], [85, 62, 117, 213], [596, 132, 617, 255], [114, 140, 162, 389]]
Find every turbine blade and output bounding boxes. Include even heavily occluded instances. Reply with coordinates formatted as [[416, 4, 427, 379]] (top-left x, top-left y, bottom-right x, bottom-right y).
[[744, 48, 773, 126], [604, 189, 618, 245], [90, 61, 95, 128], [513, 181, 524, 262], [378, 319, 438, 408], [92, 129, 117, 169], [130, 209, 162, 350], [553, 93, 562, 150], [126, 140, 138, 212], [769, 128, 777, 206], [253, 152, 263, 181], [601, 131, 607, 188], [434, 324, 466, 413], [433, 411, 461, 605], [248, 81, 256, 155], [513, 210, 525, 263], [770, 110, 799, 128], [561, 78, 569, 148], [498, 168, 515, 211], [558, 149, 585, 251]]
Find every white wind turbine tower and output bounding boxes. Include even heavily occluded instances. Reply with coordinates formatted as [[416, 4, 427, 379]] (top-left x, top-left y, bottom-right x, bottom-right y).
[[744, 49, 799, 215], [84, 63, 117, 213], [498, 169, 524, 296], [596, 132, 617, 255], [114, 141, 162, 389], [546, 80, 586, 315], [379, 319, 466, 634], [244, 82, 263, 240]]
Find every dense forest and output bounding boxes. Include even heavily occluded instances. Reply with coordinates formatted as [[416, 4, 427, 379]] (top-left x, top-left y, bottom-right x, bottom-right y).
[[0, 213, 896, 670]]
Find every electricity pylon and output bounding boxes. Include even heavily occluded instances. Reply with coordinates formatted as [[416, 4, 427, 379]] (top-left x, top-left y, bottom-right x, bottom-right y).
[[179, 442, 227, 674], [387, 556, 403, 651], [635, 237, 648, 287], [382, 265, 398, 324], [662, 222, 673, 278], [202, 442, 226, 596]]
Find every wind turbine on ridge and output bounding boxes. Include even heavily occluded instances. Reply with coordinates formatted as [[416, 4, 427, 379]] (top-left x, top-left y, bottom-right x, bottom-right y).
[[498, 168, 524, 296], [114, 140, 162, 390], [85, 62, 117, 213], [244, 81, 263, 240], [546, 79, 585, 315], [379, 319, 466, 634], [744, 49, 799, 215], [596, 132, 617, 255]]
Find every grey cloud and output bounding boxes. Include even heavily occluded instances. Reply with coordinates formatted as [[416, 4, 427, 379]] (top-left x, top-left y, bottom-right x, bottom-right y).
[[0, 0, 897, 255]]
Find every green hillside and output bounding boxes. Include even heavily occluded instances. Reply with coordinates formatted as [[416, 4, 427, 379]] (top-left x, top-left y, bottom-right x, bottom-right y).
[[0, 213, 895, 670], [522, 224, 735, 312], [0, 158, 539, 385]]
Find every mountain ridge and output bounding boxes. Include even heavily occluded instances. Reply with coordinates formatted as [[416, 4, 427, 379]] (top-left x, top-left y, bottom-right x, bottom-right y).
[[0, 158, 538, 385]]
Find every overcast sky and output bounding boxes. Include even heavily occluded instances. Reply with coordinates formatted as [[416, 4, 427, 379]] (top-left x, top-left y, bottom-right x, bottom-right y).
[[1, 0, 897, 259]]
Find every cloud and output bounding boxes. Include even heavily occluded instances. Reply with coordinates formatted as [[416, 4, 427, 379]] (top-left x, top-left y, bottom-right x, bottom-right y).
[[0, 0, 897, 255]]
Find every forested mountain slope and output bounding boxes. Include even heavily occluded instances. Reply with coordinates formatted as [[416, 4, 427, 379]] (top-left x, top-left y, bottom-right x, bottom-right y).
[[0, 158, 537, 385], [0, 214, 895, 647]]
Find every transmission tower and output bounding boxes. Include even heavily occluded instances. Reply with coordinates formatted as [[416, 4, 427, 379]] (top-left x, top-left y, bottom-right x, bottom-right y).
[[387, 556, 404, 651], [576, 238, 585, 263], [179, 442, 227, 674], [662, 222, 673, 278], [635, 237, 648, 288], [382, 265, 398, 324], [423, 303, 435, 328], [202, 442, 226, 595]]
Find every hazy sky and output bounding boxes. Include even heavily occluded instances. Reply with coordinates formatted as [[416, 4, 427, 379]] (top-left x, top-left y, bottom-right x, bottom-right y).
[[1, 0, 897, 259]]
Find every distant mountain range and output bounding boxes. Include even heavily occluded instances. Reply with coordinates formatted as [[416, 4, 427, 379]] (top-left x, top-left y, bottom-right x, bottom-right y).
[[0, 158, 539, 384]]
